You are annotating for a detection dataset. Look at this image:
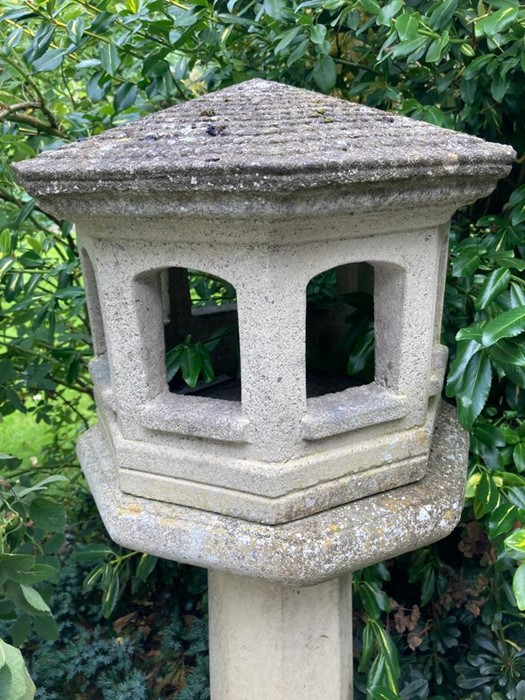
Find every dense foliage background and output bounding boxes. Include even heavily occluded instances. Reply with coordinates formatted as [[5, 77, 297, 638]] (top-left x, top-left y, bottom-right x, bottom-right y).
[[1, 0, 525, 697]]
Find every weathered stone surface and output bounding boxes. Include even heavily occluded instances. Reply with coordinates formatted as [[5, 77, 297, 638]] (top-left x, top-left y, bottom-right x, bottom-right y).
[[63, 214, 449, 523], [209, 571, 353, 699], [77, 401, 468, 585], [13, 79, 513, 199], [14, 79, 506, 525]]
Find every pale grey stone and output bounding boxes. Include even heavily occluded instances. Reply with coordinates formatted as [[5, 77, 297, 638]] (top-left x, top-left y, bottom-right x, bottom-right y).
[[77, 401, 468, 585], [13, 79, 510, 525]]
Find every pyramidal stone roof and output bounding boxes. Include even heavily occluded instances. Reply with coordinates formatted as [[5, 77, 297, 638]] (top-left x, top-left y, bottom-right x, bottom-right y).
[[13, 79, 515, 197]]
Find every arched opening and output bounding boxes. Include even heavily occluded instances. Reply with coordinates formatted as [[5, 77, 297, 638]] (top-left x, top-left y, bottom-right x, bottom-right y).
[[306, 262, 374, 398], [80, 249, 107, 357], [162, 267, 241, 401]]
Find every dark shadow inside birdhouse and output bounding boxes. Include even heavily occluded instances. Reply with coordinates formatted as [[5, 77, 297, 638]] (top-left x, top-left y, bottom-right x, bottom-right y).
[[163, 268, 241, 401], [306, 262, 375, 398]]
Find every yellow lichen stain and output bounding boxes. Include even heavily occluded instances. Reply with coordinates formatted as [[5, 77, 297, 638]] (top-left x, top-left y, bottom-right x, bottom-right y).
[[328, 524, 341, 533], [118, 504, 143, 516]]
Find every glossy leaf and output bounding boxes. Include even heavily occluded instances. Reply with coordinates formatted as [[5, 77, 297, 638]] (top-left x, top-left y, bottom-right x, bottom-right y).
[[29, 497, 66, 533], [19, 585, 51, 615], [33, 613, 59, 641], [514, 442, 525, 473], [513, 564, 525, 610], [482, 306, 525, 347], [101, 569, 120, 618], [446, 339, 482, 396], [312, 55, 337, 92], [456, 351, 492, 429], [488, 337, 525, 367], [473, 471, 499, 519], [474, 268, 511, 310], [113, 83, 138, 112], [136, 554, 157, 583], [505, 528, 525, 560], [100, 43, 121, 76], [487, 503, 519, 538], [475, 7, 518, 38]]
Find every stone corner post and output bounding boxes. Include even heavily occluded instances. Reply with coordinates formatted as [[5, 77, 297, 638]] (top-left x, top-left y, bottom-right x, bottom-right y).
[[13, 79, 515, 699]]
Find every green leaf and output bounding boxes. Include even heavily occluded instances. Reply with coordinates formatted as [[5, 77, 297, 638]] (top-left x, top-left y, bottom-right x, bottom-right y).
[[32, 48, 66, 73], [498, 361, 525, 388], [513, 565, 525, 611], [274, 26, 301, 54], [181, 344, 202, 388], [372, 621, 400, 680], [113, 83, 138, 112], [198, 344, 215, 384], [504, 528, 525, 560], [514, 443, 525, 473], [74, 543, 116, 563], [370, 687, 399, 700], [395, 13, 419, 41], [360, 0, 381, 15], [0, 639, 35, 700], [0, 555, 35, 581], [8, 564, 59, 586], [474, 268, 511, 310], [446, 340, 482, 397], [312, 55, 337, 93], [136, 553, 158, 583], [463, 54, 495, 80], [87, 71, 111, 102], [82, 564, 105, 593], [19, 585, 51, 615], [358, 621, 374, 673], [456, 321, 486, 345], [491, 71, 509, 103], [425, 38, 442, 63], [472, 420, 505, 448], [473, 471, 499, 519], [347, 326, 374, 376], [428, 0, 457, 30], [391, 36, 428, 59], [420, 567, 436, 606], [8, 613, 31, 647], [101, 570, 120, 618], [287, 38, 309, 66], [452, 250, 480, 277], [100, 43, 121, 76], [487, 503, 519, 538], [310, 24, 327, 45], [67, 16, 85, 44], [3, 26, 24, 53], [33, 613, 59, 641], [15, 475, 68, 499], [488, 337, 525, 367], [166, 345, 184, 383], [475, 7, 518, 39], [482, 306, 525, 347], [30, 498, 66, 533], [377, 0, 403, 26]]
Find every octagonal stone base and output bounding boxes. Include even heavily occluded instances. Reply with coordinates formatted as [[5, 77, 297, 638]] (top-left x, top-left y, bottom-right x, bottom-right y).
[[77, 401, 467, 585]]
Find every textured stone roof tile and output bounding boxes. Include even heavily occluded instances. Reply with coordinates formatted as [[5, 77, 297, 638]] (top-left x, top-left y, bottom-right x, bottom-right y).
[[13, 79, 515, 196]]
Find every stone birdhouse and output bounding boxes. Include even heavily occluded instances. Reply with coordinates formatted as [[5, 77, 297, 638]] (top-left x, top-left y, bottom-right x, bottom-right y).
[[14, 80, 513, 531], [15, 80, 514, 700]]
